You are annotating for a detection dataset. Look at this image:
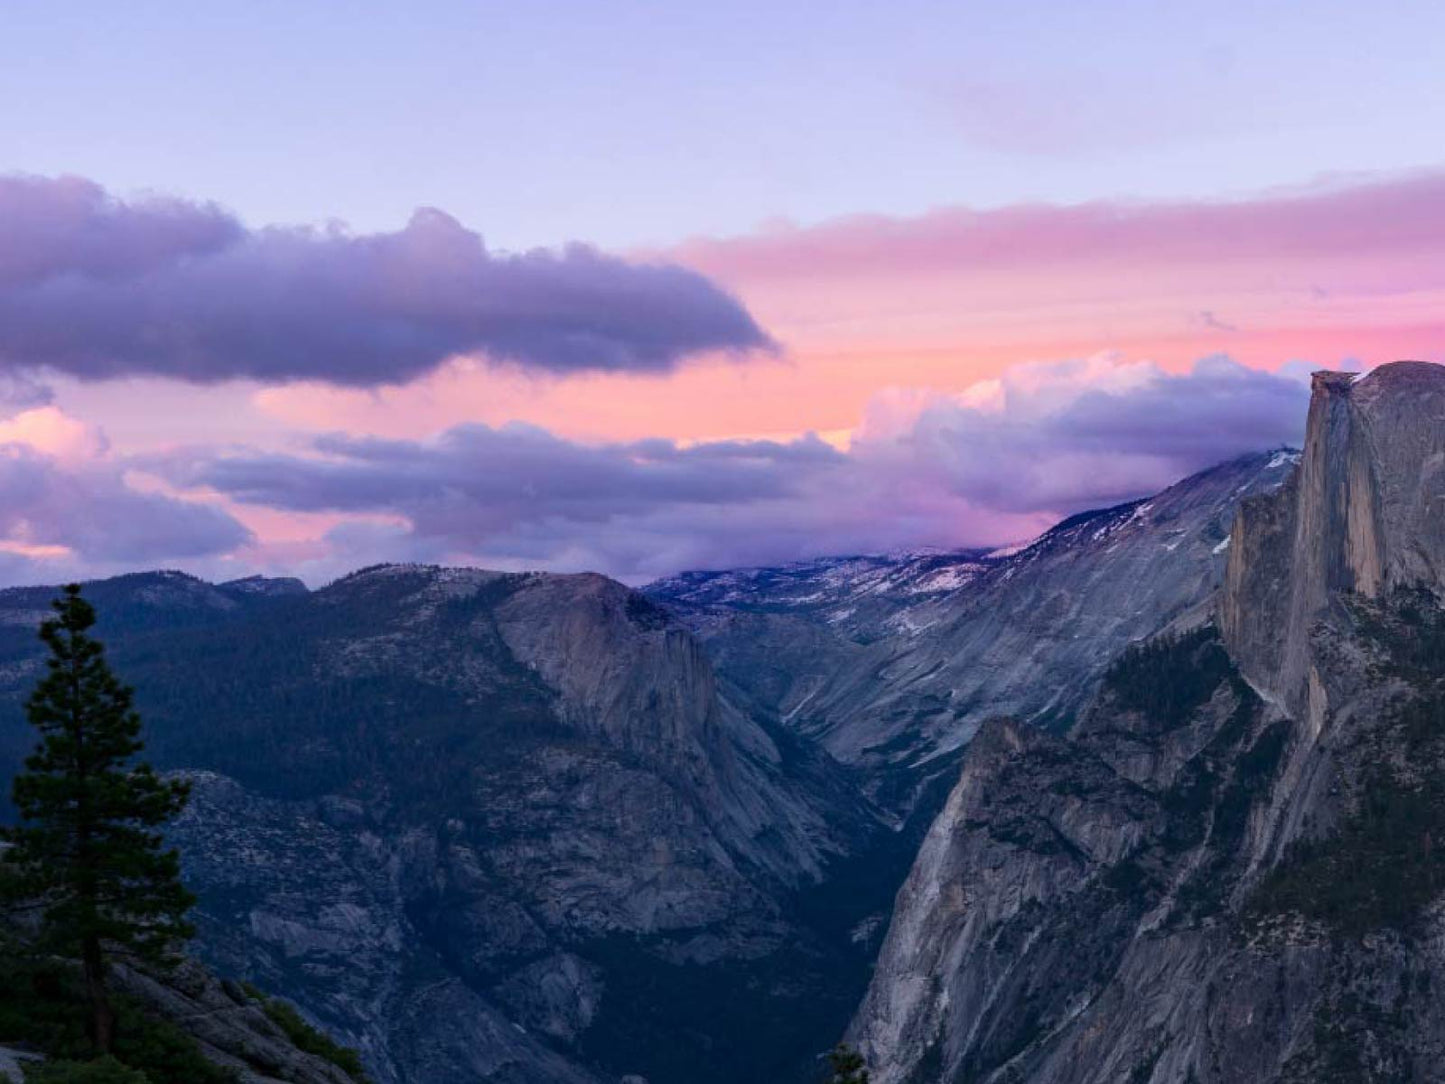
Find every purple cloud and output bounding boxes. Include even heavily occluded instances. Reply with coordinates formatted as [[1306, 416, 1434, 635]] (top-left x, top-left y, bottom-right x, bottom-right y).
[[862, 355, 1310, 515], [0, 372, 54, 410], [160, 423, 844, 528], [0, 175, 773, 387], [142, 356, 1311, 581], [0, 175, 241, 287], [0, 444, 250, 565]]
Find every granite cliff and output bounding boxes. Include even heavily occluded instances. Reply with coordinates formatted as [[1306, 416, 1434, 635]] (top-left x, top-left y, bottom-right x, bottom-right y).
[[850, 362, 1445, 1083]]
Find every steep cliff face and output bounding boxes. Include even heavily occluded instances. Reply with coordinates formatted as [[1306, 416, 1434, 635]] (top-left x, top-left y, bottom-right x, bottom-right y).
[[168, 771, 602, 1084], [852, 362, 1445, 1084], [0, 567, 876, 1084], [1223, 362, 1445, 717], [654, 450, 1299, 816]]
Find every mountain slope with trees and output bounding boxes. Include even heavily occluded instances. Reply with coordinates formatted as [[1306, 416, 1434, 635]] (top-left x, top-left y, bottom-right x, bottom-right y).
[[1, 586, 366, 1084], [0, 567, 884, 1084]]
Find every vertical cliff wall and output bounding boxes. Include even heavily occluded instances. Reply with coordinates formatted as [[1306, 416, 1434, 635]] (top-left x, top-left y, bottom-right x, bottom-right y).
[[852, 361, 1445, 1084], [1222, 362, 1445, 717]]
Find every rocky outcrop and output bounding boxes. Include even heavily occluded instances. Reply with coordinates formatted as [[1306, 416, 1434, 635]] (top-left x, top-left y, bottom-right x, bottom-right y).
[[112, 961, 360, 1084], [0, 933, 365, 1084], [0, 1046, 39, 1082], [851, 362, 1445, 1084]]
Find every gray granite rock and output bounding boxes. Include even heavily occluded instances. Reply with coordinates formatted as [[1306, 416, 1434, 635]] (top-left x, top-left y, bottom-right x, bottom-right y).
[[653, 449, 1299, 817], [850, 361, 1445, 1084]]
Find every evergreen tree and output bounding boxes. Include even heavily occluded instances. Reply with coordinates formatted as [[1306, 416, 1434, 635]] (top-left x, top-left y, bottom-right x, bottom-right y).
[[825, 1044, 870, 1084], [2, 584, 195, 1054]]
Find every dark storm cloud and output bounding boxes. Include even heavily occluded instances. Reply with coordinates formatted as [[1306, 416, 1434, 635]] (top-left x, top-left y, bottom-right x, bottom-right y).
[[0, 175, 774, 387]]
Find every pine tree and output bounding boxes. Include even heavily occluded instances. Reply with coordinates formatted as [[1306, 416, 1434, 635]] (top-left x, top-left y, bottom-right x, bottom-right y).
[[2, 584, 195, 1053], [825, 1044, 870, 1084]]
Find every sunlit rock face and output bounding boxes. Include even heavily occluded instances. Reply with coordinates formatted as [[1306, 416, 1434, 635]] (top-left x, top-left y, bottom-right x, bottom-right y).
[[851, 362, 1445, 1084]]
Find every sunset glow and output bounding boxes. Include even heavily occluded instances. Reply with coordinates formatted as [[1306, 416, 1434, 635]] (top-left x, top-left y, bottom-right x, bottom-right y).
[[0, 3, 1442, 583]]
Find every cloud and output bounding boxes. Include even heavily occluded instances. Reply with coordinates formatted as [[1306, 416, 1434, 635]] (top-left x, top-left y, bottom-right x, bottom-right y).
[[0, 174, 241, 286], [1198, 310, 1238, 333], [144, 354, 1310, 581], [0, 372, 54, 411], [199, 171, 1445, 457], [0, 406, 108, 463], [0, 175, 773, 388], [0, 405, 250, 577], [152, 417, 956, 582], [663, 173, 1445, 392], [0, 450, 250, 565], [676, 173, 1445, 281], [157, 422, 846, 531], [855, 354, 1310, 515]]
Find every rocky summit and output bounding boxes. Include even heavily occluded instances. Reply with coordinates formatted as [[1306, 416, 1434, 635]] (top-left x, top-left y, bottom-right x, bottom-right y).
[[849, 362, 1445, 1083]]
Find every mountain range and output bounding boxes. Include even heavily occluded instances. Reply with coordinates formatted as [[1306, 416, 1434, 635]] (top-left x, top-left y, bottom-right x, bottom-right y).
[[2, 361, 1442, 1083]]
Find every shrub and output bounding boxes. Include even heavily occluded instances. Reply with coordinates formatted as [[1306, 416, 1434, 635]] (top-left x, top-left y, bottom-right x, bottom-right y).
[[1248, 766, 1445, 936], [259, 999, 370, 1083]]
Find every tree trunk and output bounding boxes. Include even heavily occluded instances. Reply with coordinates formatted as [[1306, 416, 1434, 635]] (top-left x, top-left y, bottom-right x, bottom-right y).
[[82, 933, 114, 1053]]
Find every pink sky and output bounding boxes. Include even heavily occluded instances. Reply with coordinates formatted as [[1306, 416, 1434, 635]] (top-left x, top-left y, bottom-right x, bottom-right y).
[[243, 173, 1445, 449], [4, 171, 1444, 583]]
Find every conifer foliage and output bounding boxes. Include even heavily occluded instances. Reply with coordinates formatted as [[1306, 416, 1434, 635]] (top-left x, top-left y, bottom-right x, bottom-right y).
[[825, 1044, 870, 1084], [2, 584, 195, 1053]]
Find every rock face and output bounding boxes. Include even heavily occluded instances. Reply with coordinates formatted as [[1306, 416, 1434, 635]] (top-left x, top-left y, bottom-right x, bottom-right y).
[[652, 450, 1299, 815], [112, 960, 361, 1084], [851, 362, 1445, 1084], [1223, 362, 1445, 717], [0, 566, 876, 1084]]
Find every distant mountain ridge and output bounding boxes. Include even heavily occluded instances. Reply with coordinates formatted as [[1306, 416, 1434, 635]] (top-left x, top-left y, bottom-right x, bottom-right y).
[[0, 441, 1319, 1084], [649, 447, 1301, 815], [648, 548, 996, 635]]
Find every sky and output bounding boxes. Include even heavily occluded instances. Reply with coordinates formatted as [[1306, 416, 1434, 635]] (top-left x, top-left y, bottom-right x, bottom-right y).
[[0, 1, 1443, 585]]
